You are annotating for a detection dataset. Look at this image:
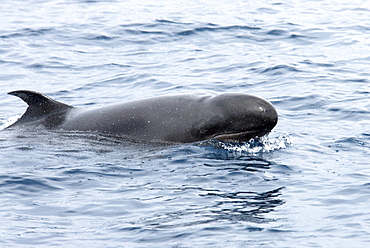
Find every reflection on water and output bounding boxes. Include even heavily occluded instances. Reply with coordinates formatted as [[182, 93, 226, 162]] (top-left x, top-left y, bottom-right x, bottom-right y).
[[139, 186, 284, 229]]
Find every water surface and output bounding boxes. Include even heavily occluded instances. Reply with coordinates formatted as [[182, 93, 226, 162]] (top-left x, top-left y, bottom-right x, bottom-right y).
[[1, 0, 370, 247]]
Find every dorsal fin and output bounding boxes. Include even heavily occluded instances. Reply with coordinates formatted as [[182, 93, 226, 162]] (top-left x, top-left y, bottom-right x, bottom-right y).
[[8, 90, 73, 126]]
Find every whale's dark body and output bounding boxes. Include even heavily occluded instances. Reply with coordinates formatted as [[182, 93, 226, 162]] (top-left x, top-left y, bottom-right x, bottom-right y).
[[8, 90, 278, 143]]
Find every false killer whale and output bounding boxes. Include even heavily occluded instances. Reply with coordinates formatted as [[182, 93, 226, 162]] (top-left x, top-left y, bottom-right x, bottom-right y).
[[7, 90, 278, 143]]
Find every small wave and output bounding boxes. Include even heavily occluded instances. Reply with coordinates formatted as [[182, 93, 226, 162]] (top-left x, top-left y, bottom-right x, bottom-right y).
[[260, 64, 301, 75], [26, 61, 71, 70], [327, 135, 370, 153], [300, 59, 335, 68], [266, 29, 288, 36], [0, 28, 54, 39], [155, 19, 190, 25], [84, 34, 115, 41], [176, 24, 260, 36], [0, 176, 61, 194], [124, 29, 168, 36]]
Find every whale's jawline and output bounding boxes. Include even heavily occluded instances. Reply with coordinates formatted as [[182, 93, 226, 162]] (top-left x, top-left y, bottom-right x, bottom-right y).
[[211, 129, 270, 142]]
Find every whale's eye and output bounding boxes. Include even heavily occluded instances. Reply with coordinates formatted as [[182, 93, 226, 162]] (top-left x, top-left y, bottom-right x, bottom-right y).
[[259, 106, 265, 112]]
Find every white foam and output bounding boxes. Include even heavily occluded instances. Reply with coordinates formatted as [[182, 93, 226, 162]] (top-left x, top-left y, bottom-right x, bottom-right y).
[[218, 134, 294, 156]]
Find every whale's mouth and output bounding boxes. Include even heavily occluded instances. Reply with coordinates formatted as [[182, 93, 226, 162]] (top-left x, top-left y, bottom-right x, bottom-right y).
[[212, 129, 270, 142]]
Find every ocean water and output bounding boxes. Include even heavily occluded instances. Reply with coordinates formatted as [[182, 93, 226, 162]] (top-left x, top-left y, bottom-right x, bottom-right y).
[[1, 0, 370, 247]]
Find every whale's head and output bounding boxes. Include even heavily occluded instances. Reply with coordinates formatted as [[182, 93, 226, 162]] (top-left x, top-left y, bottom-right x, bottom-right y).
[[200, 93, 278, 142]]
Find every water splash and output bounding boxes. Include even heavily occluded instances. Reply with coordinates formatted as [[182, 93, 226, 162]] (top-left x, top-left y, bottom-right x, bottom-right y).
[[211, 135, 293, 156]]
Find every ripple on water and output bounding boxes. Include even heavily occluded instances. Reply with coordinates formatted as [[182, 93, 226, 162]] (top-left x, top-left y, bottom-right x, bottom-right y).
[[0, 175, 61, 195], [1, 0, 370, 247]]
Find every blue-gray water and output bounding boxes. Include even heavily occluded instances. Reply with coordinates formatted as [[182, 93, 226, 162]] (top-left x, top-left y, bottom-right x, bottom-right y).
[[1, 0, 370, 247]]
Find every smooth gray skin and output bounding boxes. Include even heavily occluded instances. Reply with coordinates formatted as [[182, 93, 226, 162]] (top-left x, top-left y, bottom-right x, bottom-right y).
[[7, 90, 278, 143]]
